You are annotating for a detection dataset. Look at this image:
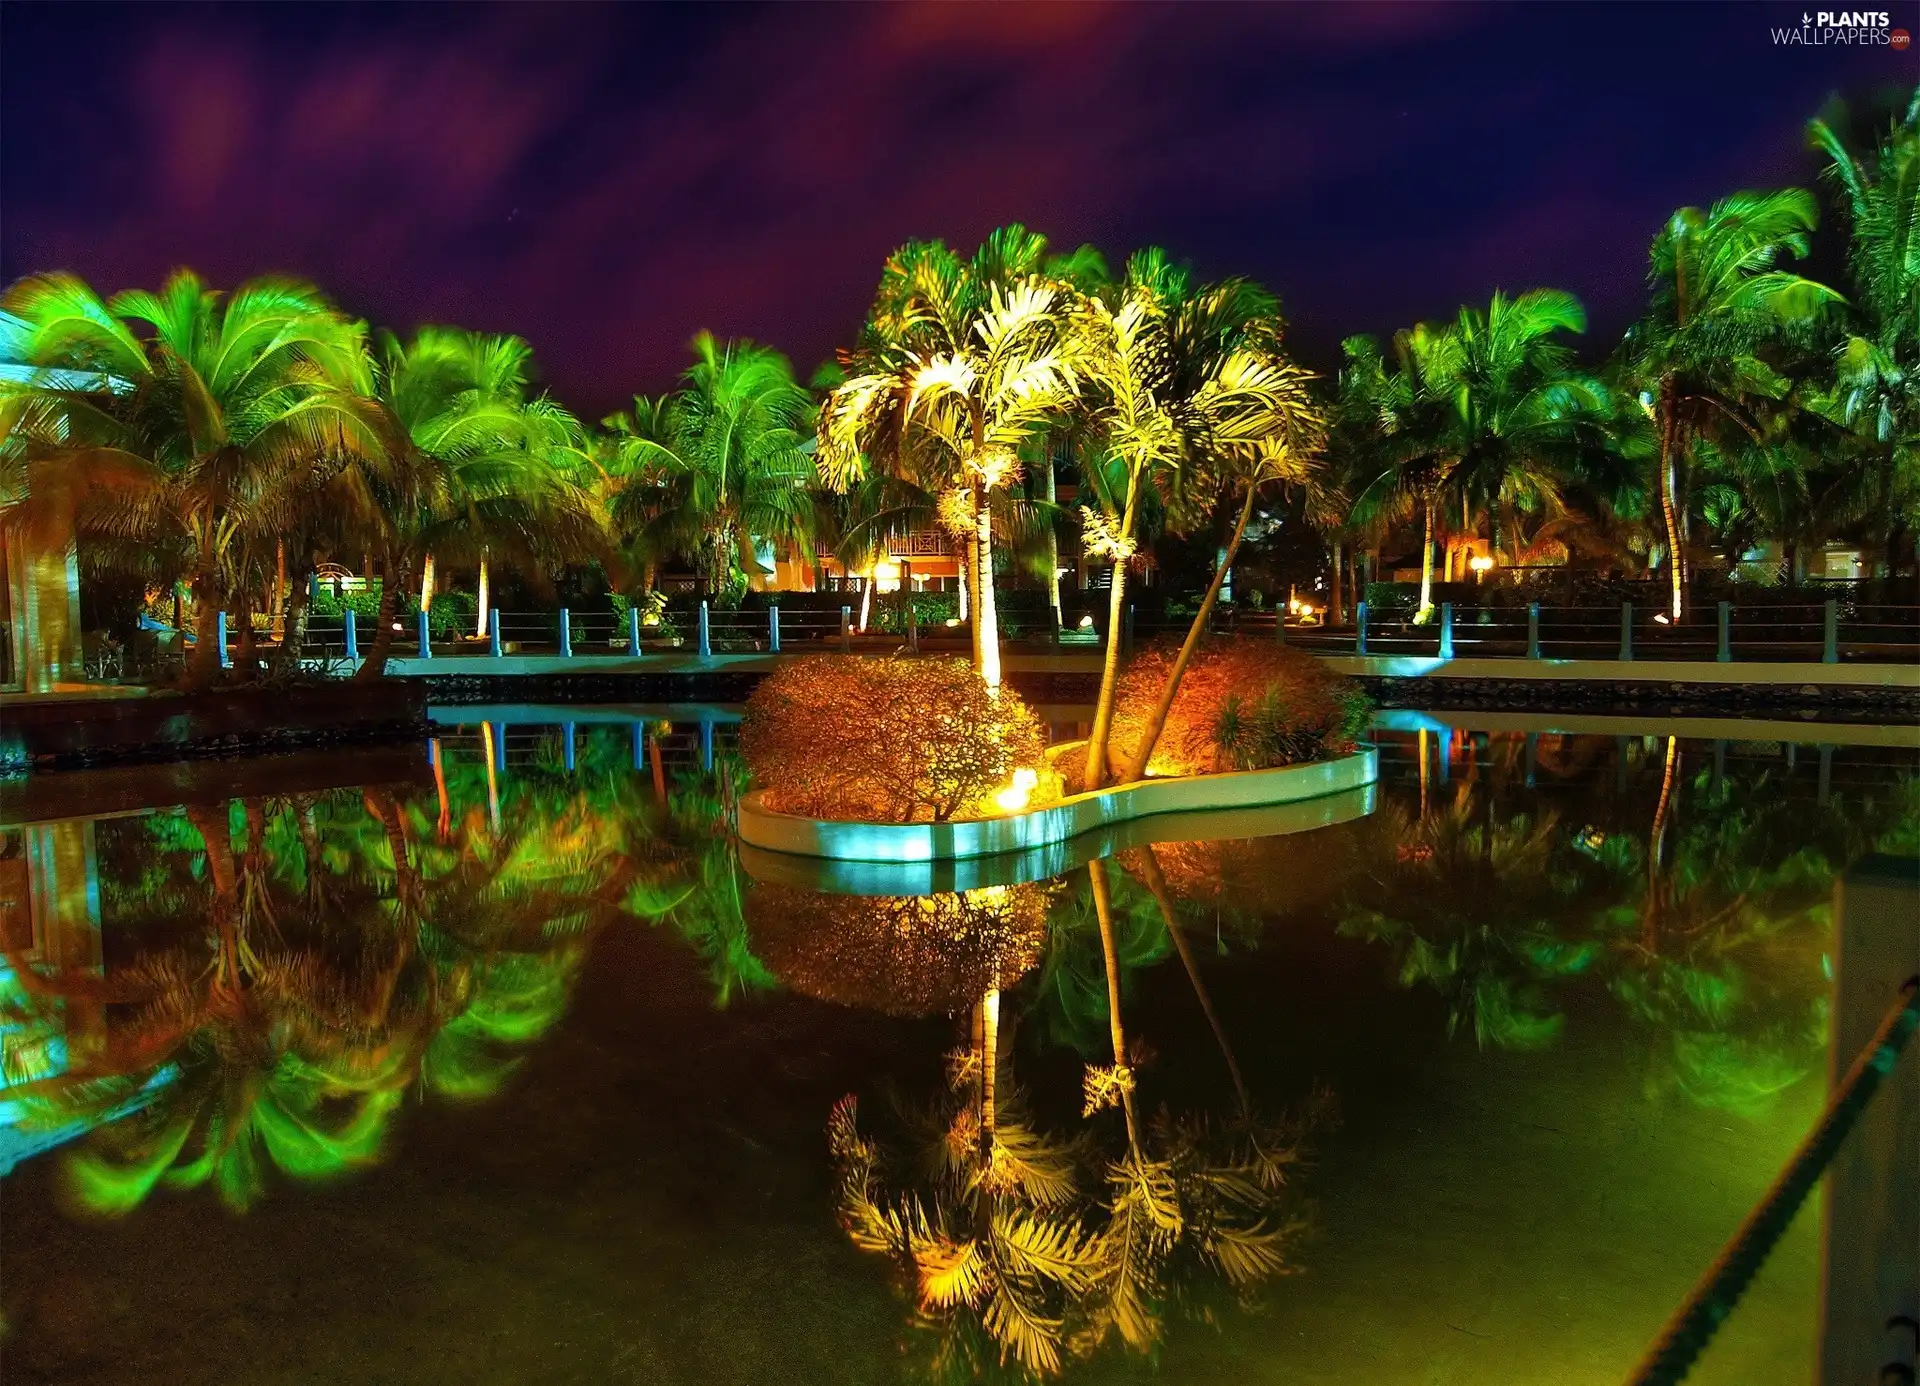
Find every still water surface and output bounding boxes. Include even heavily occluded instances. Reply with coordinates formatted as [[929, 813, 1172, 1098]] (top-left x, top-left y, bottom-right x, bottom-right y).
[[4, 715, 1915, 1385]]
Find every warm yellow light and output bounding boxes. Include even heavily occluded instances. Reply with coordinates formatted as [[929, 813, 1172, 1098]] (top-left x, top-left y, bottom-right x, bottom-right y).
[[993, 767, 1039, 813], [868, 559, 902, 594], [1653, 613, 1670, 625], [1468, 555, 1494, 573], [944, 617, 962, 628], [1078, 614, 1094, 629]]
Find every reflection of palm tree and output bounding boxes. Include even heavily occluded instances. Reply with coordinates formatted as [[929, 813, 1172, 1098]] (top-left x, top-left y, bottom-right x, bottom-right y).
[[1341, 789, 1598, 1050], [1129, 846, 1247, 1115]]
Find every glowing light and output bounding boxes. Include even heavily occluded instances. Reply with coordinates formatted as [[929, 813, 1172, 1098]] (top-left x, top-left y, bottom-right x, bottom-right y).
[[944, 617, 962, 628], [1468, 555, 1494, 573], [1078, 614, 1094, 629], [391, 622, 405, 632], [1653, 613, 1671, 625], [993, 767, 1039, 813]]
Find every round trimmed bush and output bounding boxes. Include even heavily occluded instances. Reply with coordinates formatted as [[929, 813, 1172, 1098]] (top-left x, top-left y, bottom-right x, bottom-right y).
[[741, 655, 1049, 823]]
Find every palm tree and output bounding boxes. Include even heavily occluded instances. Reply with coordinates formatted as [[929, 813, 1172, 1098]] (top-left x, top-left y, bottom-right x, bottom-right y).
[[818, 227, 1083, 689], [0, 270, 378, 687], [603, 332, 816, 603], [1807, 91, 1920, 579], [1074, 253, 1323, 785], [348, 327, 606, 677], [1622, 191, 1842, 617]]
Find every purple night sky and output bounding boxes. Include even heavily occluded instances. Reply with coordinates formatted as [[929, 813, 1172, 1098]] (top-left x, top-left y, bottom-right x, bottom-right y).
[[2, 2, 1910, 414]]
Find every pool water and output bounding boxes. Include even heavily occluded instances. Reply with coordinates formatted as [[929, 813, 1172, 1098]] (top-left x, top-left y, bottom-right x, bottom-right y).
[[3, 716, 1915, 1385]]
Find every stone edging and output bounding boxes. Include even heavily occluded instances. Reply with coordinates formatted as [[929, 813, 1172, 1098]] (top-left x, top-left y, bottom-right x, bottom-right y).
[[734, 747, 1379, 865]]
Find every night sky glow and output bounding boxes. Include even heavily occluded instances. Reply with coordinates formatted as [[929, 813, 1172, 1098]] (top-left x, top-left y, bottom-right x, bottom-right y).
[[2, 1, 1910, 413]]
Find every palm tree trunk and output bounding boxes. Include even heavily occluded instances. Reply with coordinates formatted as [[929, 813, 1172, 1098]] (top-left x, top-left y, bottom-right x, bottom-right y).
[[182, 572, 224, 691], [231, 583, 259, 683], [978, 988, 1000, 1157], [277, 559, 313, 676], [475, 554, 491, 638], [1042, 450, 1062, 629], [419, 552, 436, 613], [1136, 846, 1248, 1115], [352, 557, 401, 680], [973, 487, 1001, 689], [1657, 381, 1686, 619], [1329, 540, 1345, 627], [1083, 476, 1142, 789], [1089, 860, 1139, 1152], [1418, 496, 1437, 621], [1643, 735, 1679, 953], [1117, 481, 1255, 784], [957, 536, 972, 625]]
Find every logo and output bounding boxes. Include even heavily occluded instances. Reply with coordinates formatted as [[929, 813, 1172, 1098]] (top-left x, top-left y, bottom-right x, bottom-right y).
[[1773, 8, 1902, 42]]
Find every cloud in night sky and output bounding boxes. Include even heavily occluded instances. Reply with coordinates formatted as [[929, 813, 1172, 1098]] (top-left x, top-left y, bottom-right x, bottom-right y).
[[2, 1, 1908, 414]]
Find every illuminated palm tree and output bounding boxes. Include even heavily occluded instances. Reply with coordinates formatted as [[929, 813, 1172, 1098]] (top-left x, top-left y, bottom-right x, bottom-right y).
[[818, 227, 1083, 688], [0, 270, 379, 686], [1806, 92, 1920, 575], [349, 327, 606, 676], [1621, 190, 1841, 616], [1073, 252, 1324, 785], [603, 332, 817, 602]]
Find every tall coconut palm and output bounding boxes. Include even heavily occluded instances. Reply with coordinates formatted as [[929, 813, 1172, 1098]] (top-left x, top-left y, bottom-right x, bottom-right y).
[[348, 327, 606, 677], [0, 270, 378, 686], [603, 332, 816, 603], [1807, 91, 1920, 577], [819, 227, 1083, 689], [1621, 191, 1842, 617]]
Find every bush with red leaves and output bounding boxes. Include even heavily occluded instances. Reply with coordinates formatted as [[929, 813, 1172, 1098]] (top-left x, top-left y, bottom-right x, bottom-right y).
[[742, 655, 1048, 822], [1108, 639, 1369, 777]]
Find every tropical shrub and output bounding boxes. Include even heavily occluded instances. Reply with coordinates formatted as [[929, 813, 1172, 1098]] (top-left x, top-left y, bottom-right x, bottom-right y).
[[741, 655, 1050, 822], [1107, 640, 1368, 777]]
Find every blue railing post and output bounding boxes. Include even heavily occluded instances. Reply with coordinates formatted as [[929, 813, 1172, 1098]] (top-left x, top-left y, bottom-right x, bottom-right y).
[[1823, 599, 1839, 664], [343, 609, 359, 663], [1523, 731, 1538, 788], [1437, 602, 1454, 660], [1437, 729, 1453, 783], [1527, 602, 1541, 660], [217, 611, 232, 668], [1717, 601, 1732, 664], [562, 721, 576, 772], [628, 604, 642, 656], [559, 607, 573, 658], [493, 721, 507, 771], [416, 608, 432, 660], [1619, 601, 1634, 661], [1355, 600, 1368, 655], [840, 606, 851, 653], [489, 608, 503, 658], [630, 719, 645, 771], [700, 715, 714, 772], [768, 605, 781, 653], [698, 600, 712, 659]]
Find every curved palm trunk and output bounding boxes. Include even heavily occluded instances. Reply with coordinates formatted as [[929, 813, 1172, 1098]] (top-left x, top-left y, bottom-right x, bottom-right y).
[[186, 802, 242, 993], [973, 489, 1001, 689], [352, 558, 401, 681], [1083, 477, 1143, 789], [1643, 735, 1680, 953], [1118, 481, 1257, 784], [296, 797, 325, 913], [1135, 846, 1248, 1115], [1657, 381, 1686, 620], [431, 738, 452, 842], [1088, 859, 1139, 1152]]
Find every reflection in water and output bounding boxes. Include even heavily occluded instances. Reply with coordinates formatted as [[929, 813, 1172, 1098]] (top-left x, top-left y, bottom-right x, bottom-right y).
[[2, 719, 1917, 1382]]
